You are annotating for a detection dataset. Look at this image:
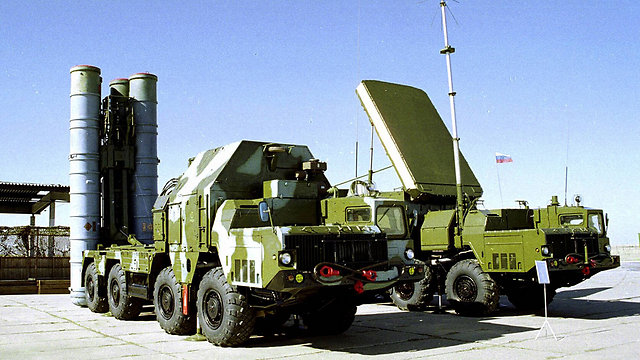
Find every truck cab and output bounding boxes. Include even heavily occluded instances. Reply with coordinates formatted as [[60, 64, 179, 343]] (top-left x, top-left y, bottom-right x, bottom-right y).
[[322, 190, 417, 269]]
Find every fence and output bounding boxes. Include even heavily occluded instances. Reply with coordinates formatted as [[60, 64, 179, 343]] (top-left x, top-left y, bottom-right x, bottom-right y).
[[0, 256, 70, 280], [0, 256, 70, 295], [0, 226, 70, 257]]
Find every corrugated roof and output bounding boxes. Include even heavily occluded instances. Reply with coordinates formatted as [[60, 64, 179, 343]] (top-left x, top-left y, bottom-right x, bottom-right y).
[[0, 182, 70, 214]]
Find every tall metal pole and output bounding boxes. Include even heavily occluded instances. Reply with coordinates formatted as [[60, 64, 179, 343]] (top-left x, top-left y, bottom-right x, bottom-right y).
[[367, 125, 374, 185], [440, 1, 464, 235]]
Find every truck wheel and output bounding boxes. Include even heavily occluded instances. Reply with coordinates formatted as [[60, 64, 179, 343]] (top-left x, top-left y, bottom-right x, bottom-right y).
[[389, 265, 433, 311], [84, 262, 108, 313], [507, 286, 556, 311], [107, 263, 142, 320], [153, 267, 196, 335], [445, 259, 499, 316], [196, 267, 255, 346], [302, 300, 357, 335]]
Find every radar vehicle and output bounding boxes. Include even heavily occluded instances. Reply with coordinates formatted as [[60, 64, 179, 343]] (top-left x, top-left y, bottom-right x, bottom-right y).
[[355, 80, 620, 315]]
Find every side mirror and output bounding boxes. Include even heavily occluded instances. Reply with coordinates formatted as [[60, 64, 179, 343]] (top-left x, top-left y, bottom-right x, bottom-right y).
[[259, 201, 270, 222]]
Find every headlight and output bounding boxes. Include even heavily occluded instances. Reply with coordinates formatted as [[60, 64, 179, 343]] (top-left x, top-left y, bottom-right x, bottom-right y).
[[604, 244, 611, 253], [541, 246, 550, 256], [279, 252, 292, 266], [404, 248, 415, 260]]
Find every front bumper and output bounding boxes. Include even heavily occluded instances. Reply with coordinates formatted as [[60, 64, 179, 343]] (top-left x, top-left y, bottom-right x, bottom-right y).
[[545, 253, 620, 287], [265, 261, 424, 294], [547, 253, 620, 272]]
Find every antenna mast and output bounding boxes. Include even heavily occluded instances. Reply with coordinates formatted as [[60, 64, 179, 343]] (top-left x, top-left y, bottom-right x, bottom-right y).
[[439, 0, 465, 235], [368, 125, 375, 184]]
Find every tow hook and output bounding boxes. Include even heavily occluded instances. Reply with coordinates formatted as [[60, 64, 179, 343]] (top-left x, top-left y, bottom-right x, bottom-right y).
[[318, 265, 341, 277], [362, 270, 377, 281]]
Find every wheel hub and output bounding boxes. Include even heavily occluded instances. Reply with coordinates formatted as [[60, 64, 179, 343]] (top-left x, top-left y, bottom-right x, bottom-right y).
[[395, 282, 415, 301], [110, 279, 120, 305], [87, 277, 95, 300], [203, 290, 223, 330], [454, 275, 477, 302], [159, 286, 174, 319]]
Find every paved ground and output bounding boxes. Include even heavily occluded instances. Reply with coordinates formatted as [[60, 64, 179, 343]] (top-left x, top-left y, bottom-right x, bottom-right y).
[[1, 263, 638, 360]]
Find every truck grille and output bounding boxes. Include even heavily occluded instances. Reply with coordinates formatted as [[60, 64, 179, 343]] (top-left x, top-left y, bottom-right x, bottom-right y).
[[546, 233, 599, 258], [284, 233, 388, 271]]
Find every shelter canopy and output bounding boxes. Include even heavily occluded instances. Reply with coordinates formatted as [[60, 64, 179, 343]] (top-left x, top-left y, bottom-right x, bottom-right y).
[[0, 182, 69, 214]]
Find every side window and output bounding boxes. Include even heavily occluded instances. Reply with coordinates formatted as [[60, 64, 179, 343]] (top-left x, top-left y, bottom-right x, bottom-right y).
[[230, 207, 261, 228], [346, 207, 371, 222], [560, 214, 583, 226]]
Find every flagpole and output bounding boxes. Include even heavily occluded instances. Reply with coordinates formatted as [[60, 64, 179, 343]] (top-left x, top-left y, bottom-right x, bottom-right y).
[[495, 160, 504, 208]]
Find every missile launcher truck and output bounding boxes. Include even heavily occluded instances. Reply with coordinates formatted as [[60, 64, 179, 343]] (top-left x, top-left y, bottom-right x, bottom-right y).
[[81, 138, 424, 346], [354, 80, 620, 316]]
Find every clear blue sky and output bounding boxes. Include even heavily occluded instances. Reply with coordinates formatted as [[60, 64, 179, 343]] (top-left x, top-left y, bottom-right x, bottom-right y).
[[1, 1, 638, 244]]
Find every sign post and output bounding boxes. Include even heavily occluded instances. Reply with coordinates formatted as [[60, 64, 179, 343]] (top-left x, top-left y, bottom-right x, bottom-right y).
[[535, 260, 558, 340]]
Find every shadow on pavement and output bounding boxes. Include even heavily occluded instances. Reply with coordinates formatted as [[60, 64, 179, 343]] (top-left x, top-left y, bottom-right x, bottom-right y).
[[241, 309, 534, 355], [497, 287, 640, 319], [240, 280, 638, 353]]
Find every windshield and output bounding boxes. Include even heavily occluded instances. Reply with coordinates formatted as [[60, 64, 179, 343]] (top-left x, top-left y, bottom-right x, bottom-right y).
[[587, 213, 604, 235], [560, 214, 584, 226], [375, 205, 406, 237]]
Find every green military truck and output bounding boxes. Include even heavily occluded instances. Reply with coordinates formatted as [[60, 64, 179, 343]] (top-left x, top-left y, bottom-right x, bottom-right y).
[[355, 80, 620, 315], [82, 140, 423, 346]]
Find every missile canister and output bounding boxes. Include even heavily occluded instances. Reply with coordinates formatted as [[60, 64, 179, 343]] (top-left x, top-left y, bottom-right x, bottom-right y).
[[128, 73, 158, 243], [69, 65, 102, 306], [109, 78, 129, 97]]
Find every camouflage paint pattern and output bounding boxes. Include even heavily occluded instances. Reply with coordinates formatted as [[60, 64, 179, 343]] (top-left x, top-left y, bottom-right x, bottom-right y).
[[82, 140, 423, 306]]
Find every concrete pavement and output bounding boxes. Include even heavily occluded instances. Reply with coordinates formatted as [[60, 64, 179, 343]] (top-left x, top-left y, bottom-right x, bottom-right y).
[[1, 263, 638, 359]]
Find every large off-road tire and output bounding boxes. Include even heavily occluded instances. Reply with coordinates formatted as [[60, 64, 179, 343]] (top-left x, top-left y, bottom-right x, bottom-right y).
[[196, 267, 255, 347], [390, 264, 433, 311], [302, 299, 357, 335], [153, 267, 196, 335], [507, 285, 556, 312], [445, 259, 499, 316], [84, 262, 108, 313], [107, 263, 142, 320]]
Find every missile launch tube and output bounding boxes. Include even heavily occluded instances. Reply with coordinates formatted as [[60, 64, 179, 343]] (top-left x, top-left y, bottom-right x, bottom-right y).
[[129, 73, 158, 243], [69, 65, 102, 306], [109, 78, 129, 97]]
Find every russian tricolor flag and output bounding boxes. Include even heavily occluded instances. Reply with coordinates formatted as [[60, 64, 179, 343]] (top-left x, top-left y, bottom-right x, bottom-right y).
[[495, 152, 513, 163]]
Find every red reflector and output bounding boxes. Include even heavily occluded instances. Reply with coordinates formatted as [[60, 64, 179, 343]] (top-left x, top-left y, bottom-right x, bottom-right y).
[[582, 266, 591, 276], [319, 265, 340, 278], [182, 284, 189, 315], [590, 259, 597, 268], [354, 280, 364, 294]]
